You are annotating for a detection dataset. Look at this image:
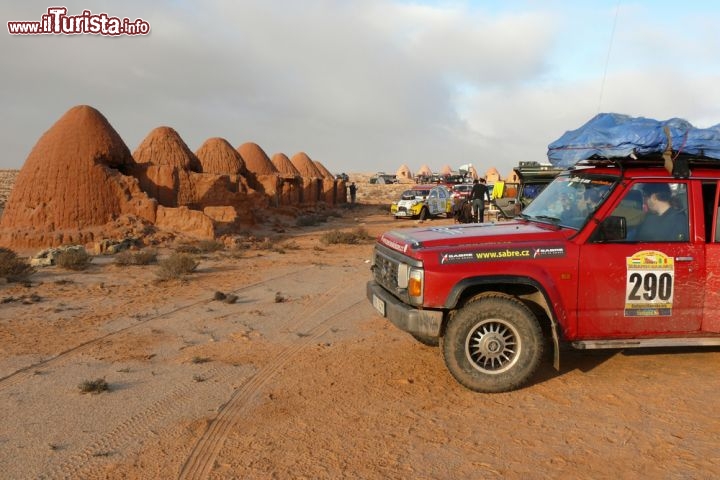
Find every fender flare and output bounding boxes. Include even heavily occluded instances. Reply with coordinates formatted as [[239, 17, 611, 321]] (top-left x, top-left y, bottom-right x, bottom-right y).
[[444, 275, 564, 371]]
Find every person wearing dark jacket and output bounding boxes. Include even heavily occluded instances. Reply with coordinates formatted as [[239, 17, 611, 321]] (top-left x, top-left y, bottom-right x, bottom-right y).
[[349, 182, 357, 204], [634, 183, 688, 241], [470, 178, 491, 223]]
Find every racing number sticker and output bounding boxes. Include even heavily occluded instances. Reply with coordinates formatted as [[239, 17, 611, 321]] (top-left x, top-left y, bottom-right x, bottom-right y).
[[625, 250, 674, 317]]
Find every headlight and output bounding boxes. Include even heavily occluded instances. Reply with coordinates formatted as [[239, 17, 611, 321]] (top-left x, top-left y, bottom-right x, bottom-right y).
[[407, 268, 423, 299], [396, 264, 423, 302]]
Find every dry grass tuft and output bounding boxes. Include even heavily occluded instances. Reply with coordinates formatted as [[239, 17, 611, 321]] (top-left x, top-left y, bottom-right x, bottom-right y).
[[78, 378, 109, 394], [115, 249, 157, 266], [0, 247, 35, 281], [55, 248, 92, 271], [320, 227, 371, 245], [156, 253, 198, 280]]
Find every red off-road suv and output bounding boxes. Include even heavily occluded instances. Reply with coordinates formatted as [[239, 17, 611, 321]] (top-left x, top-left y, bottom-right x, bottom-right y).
[[367, 157, 720, 392]]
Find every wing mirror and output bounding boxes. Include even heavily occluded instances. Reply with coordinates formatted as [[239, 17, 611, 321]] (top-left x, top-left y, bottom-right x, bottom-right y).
[[591, 216, 627, 242]]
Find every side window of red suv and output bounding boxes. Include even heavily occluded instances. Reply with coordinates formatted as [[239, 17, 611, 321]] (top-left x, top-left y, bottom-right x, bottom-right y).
[[610, 183, 688, 242]]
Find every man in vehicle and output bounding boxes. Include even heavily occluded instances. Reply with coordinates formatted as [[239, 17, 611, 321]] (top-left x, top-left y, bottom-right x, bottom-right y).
[[634, 183, 688, 241], [469, 178, 491, 222]]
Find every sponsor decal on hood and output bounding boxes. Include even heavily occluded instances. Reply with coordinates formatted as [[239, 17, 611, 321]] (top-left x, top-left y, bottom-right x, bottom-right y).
[[439, 246, 566, 264], [380, 234, 408, 253]]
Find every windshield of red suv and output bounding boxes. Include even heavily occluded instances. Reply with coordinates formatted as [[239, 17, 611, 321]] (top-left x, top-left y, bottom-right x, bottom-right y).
[[521, 172, 616, 229]]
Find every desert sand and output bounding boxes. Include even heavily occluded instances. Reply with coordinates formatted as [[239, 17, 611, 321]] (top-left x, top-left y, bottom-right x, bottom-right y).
[[1, 181, 720, 479]]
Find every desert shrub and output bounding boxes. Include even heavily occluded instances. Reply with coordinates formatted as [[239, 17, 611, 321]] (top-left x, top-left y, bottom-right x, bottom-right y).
[[115, 249, 157, 266], [55, 248, 92, 271], [281, 240, 300, 250], [296, 215, 320, 227], [175, 244, 200, 254], [0, 247, 35, 282], [78, 378, 109, 394], [271, 240, 302, 254], [254, 237, 277, 251], [156, 253, 198, 280], [320, 227, 371, 245], [196, 240, 224, 253]]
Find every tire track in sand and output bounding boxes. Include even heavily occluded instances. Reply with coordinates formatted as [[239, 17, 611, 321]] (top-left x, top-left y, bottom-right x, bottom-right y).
[[0, 266, 316, 391], [177, 278, 366, 479], [40, 265, 367, 479]]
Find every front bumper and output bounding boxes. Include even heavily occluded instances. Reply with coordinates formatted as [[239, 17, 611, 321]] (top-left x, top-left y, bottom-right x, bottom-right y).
[[366, 280, 443, 337]]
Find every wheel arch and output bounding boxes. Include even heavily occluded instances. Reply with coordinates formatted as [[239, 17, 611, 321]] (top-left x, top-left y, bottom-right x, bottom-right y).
[[443, 275, 563, 371]]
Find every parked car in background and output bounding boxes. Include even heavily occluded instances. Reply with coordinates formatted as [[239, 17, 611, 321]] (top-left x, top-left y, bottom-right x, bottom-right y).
[[487, 181, 521, 219], [483, 162, 564, 220], [390, 184, 453, 220], [441, 174, 469, 186], [370, 172, 399, 184], [514, 161, 564, 209], [450, 183, 473, 201], [335, 172, 349, 182]]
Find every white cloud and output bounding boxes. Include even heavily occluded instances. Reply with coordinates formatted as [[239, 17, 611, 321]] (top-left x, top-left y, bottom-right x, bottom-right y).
[[2, 0, 720, 177]]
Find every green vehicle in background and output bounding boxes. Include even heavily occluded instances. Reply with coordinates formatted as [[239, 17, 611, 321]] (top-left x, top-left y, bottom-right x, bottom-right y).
[[490, 161, 565, 219]]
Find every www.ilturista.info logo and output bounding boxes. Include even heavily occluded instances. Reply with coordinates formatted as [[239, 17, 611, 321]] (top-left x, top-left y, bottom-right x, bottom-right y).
[[8, 7, 150, 36]]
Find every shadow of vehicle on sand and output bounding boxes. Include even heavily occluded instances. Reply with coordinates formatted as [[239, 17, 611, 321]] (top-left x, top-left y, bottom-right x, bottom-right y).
[[529, 344, 720, 388]]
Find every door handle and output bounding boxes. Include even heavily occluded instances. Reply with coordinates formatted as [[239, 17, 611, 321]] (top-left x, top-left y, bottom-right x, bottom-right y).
[[675, 256, 694, 262]]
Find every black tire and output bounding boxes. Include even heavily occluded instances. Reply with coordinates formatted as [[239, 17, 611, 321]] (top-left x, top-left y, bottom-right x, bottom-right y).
[[419, 207, 428, 221], [441, 294, 543, 393], [411, 333, 440, 347]]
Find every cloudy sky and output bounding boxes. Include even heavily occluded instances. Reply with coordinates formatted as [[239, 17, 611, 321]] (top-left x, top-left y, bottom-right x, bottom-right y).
[[3, 1, 720, 176]]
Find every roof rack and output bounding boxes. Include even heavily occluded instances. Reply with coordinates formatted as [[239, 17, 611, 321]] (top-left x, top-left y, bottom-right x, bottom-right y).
[[569, 151, 720, 178]]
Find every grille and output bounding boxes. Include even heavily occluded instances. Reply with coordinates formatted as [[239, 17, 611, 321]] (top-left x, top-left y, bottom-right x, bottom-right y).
[[373, 250, 399, 291]]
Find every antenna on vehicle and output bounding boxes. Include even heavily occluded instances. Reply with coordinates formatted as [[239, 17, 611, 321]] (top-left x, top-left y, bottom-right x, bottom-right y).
[[598, 1, 621, 112]]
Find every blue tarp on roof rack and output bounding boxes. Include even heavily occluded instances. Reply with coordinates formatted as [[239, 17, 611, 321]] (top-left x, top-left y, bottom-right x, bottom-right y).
[[547, 113, 720, 168]]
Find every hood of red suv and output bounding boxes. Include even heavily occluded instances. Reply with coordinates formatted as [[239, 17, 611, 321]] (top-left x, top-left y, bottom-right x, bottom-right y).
[[378, 220, 569, 253]]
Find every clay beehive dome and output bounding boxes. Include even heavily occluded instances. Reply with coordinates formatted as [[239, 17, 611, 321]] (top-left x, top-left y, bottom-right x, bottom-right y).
[[196, 137, 247, 175], [133, 126, 202, 172], [396, 164, 413, 180], [0, 105, 142, 232], [237, 142, 278, 175], [313, 161, 334, 179], [271, 153, 301, 176], [290, 152, 322, 177], [485, 167, 501, 183], [417, 164, 433, 177]]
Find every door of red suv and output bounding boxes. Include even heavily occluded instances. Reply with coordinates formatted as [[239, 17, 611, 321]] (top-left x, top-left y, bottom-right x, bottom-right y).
[[575, 180, 704, 338]]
